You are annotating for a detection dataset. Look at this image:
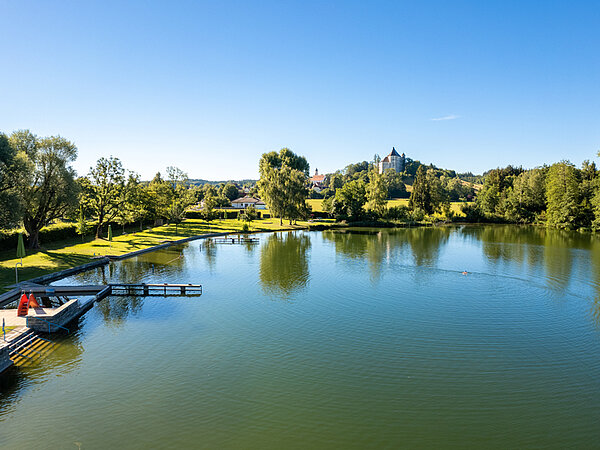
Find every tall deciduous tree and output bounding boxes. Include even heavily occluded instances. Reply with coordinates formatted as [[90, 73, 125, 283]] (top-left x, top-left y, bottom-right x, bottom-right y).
[[258, 148, 309, 225], [546, 161, 580, 229], [578, 160, 597, 227], [408, 166, 446, 215], [505, 168, 546, 223], [0, 133, 31, 227], [86, 156, 126, 238], [221, 182, 240, 201], [366, 167, 387, 215], [382, 168, 408, 199], [333, 179, 366, 221], [164, 166, 194, 233], [13, 133, 79, 248]]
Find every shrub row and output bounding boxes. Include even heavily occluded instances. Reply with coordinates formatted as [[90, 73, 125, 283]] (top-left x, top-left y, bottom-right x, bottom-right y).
[[0, 223, 79, 252], [185, 209, 270, 220], [0, 220, 140, 252]]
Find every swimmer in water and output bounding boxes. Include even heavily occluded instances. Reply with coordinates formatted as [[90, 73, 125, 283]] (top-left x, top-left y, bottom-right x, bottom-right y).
[[462, 271, 468, 275]]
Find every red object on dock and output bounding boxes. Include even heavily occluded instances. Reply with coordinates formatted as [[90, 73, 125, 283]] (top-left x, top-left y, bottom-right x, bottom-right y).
[[28, 293, 40, 308], [17, 294, 29, 316]]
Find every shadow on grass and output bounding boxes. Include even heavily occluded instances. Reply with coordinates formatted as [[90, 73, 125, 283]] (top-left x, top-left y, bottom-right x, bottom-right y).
[[0, 219, 305, 291], [0, 250, 95, 290]]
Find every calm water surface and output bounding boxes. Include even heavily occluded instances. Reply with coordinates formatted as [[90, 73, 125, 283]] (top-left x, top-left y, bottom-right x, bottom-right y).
[[2, 226, 600, 448]]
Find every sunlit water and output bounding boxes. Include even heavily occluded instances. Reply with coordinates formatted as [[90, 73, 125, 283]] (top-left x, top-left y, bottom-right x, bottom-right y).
[[2, 226, 600, 448]]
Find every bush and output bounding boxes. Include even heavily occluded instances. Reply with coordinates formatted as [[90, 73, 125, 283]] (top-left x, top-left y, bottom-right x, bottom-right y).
[[184, 209, 219, 221], [409, 208, 426, 222], [239, 206, 259, 222], [0, 228, 21, 252], [460, 204, 485, 222], [385, 205, 410, 221], [310, 211, 330, 219], [219, 210, 238, 219], [185, 210, 203, 219], [0, 222, 80, 251]]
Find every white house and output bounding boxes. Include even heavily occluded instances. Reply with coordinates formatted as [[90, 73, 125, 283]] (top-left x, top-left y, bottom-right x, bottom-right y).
[[309, 168, 327, 192], [231, 196, 267, 209]]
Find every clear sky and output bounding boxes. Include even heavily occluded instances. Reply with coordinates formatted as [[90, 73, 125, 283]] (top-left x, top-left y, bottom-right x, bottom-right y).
[[1, 0, 599, 180]]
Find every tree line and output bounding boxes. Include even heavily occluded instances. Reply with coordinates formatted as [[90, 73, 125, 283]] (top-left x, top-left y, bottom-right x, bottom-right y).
[[258, 147, 600, 231], [467, 158, 600, 230], [3, 128, 599, 250], [256, 148, 475, 224], [0, 130, 251, 248]]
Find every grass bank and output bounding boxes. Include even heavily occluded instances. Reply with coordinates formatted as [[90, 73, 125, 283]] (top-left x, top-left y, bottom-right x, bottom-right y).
[[307, 198, 471, 215], [0, 218, 330, 291]]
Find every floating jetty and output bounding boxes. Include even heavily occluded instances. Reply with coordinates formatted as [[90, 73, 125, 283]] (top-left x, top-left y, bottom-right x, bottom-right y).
[[110, 283, 203, 296], [213, 236, 260, 244], [0, 282, 203, 308]]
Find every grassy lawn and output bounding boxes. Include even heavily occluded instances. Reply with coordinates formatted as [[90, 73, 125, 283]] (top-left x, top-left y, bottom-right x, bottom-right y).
[[306, 199, 326, 212], [0, 218, 317, 291]]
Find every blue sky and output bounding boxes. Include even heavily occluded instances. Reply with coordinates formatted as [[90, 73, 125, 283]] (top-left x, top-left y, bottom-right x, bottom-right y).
[[1, 0, 599, 180]]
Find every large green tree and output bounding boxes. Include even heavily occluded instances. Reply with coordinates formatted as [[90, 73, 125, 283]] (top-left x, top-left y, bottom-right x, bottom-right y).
[[332, 179, 366, 221], [591, 151, 600, 231], [165, 166, 194, 233], [505, 168, 547, 223], [476, 166, 522, 216], [408, 166, 446, 215], [382, 168, 408, 199], [0, 133, 31, 227], [578, 160, 597, 227], [12, 133, 79, 248], [546, 161, 580, 229], [257, 148, 309, 225], [221, 182, 240, 201], [86, 156, 127, 238], [366, 167, 387, 216]]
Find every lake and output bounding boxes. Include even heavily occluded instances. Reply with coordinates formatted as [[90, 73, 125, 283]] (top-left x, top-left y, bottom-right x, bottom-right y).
[[1, 225, 600, 448]]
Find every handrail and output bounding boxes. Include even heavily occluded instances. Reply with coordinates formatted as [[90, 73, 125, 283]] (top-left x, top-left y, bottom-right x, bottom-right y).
[[26, 317, 69, 334], [15, 262, 23, 284]]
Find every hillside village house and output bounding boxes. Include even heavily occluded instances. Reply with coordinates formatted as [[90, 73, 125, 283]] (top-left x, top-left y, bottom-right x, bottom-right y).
[[231, 196, 267, 209], [309, 168, 327, 191]]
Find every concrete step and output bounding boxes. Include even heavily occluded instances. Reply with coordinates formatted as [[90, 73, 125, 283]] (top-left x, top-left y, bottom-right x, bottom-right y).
[[10, 336, 58, 366]]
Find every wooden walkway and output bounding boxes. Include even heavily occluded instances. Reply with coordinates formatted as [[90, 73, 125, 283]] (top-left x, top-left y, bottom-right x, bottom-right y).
[[110, 283, 203, 296], [1, 282, 203, 308], [213, 236, 260, 244]]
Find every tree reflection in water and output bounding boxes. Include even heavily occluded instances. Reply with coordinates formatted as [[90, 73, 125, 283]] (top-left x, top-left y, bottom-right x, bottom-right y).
[[461, 225, 597, 294], [322, 229, 391, 281], [323, 227, 450, 281], [259, 232, 311, 298], [201, 238, 217, 272], [405, 227, 451, 267], [590, 237, 600, 326]]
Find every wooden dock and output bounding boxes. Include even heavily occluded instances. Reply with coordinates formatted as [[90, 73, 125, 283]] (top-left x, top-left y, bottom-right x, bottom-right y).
[[0, 282, 203, 308], [110, 283, 203, 296], [213, 236, 259, 244]]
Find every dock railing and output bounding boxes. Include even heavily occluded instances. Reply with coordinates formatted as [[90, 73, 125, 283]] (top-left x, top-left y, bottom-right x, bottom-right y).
[[109, 283, 203, 297]]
